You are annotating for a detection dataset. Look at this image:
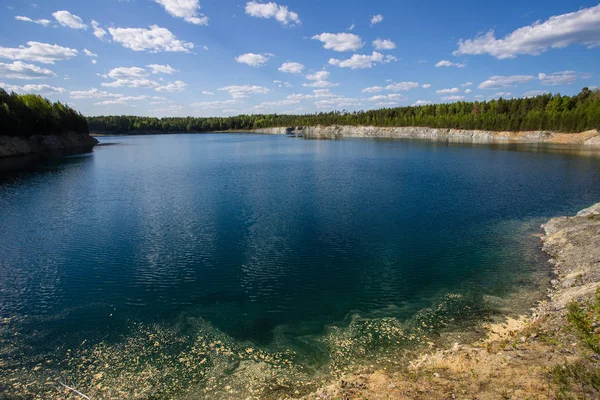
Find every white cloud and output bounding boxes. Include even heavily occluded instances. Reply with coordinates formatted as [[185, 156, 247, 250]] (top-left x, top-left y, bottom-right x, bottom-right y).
[[370, 14, 383, 25], [329, 51, 384, 69], [442, 95, 465, 101], [95, 95, 148, 106], [191, 100, 240, 109], [478, 75, 534, 89], [274, 80, 293, 88], [52, 10, 87, 29], [315, 95, 362, 109], [347, 23, 355, 31], [83, 49, 97, 58], [102, 78, 158, 89], [202, 91, 214, 95], [109, 25, 194, 52], [523, 90, 549, 98], [154, 0, 208, 25], [368, 94, 407, 102], [236, 53, 271, 67], [538, 71, 577, 86], [421, 84, 432, 89], [306, 70, 330, 81], [218, 85, 269, 99], [461, 82, 473, 87], [147, 64, 178, 74], [0, 82, 65, 95], [435, 60, 466, 68], [373, 39, 396, 50], [362, 86, 383, 93], [15, 16, 52, 26], [413, 100, 432, 106], [279, 62, 304, 74], [70, 88, 123, 99], [107, 67, 149, 80], [454, 4, 600, 59], [465, 88, 472, 94], [91, 20, 107, 40], [254, 99, 300, 110], [312, 33, 363, 52], [436, 87, 460, 94], [287, 89, 334, 100], [386, 81, 419, 91], [0, 42, 77, 64], [155, 80, 187, 92], [0, 61, 56, 80], [302, 81, 338, 88], [245, 1, 300, 25]]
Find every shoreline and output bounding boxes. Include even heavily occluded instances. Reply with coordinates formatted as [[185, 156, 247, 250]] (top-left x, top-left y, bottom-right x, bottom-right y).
[[254, 125, 600, 146], [299, 203, 600, 399], [0, 133, 99, 159]]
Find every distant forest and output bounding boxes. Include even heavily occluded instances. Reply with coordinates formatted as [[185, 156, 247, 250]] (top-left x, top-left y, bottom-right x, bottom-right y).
[[0, 88, 89, 137], [88, 88, 600, 134]]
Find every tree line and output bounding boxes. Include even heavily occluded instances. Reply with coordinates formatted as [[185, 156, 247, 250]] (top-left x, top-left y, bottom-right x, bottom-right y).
[[0, 88, 89, 137], [87, 88, 600, 134]]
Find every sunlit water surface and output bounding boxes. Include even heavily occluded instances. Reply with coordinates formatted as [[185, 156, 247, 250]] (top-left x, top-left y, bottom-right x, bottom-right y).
[[2, 134, 600, 398]]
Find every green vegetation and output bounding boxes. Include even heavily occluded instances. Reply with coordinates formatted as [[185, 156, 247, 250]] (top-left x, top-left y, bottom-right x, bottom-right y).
[[87, 88, 600, 134], [552, 288, 600, 399], [0, 88, 89, 137]]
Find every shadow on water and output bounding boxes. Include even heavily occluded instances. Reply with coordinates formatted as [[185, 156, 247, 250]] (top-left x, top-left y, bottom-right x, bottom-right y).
[[0, 147, 95, 180]]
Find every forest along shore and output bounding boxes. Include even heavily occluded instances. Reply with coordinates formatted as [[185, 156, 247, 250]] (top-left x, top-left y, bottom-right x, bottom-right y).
[[254, 125, 600, 146], [0, 133, 98, 158], [299, 203, 600, 400]]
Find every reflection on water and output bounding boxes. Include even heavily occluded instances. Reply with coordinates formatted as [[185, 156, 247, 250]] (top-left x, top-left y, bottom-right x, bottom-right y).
[[1, 134, 600, 398]]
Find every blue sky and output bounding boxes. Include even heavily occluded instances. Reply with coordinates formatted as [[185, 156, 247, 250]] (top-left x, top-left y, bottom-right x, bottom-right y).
[[0, 0, 598, 117]]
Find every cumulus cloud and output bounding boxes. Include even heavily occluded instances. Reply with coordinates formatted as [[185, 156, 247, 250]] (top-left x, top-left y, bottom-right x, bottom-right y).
[[0, 82, 66, 95], [461, 82, 473, 87], [329, 51, 387, 69], [373, 39, 396, 50], [91, 20, 107, 40], [523, 90, 549, 98], [414, 100, 432, 106], [147, 64, 178, 74], [315, 95, 362, 109], [302, 80, 339, 88], [302, 70, 337, 88], [362, 86, 384, 93], [70, 88, 123, 99], [109, 25, 194, 52], [385, 82, 419, 91], [218, 85, 269, 99], [52, 10, 87, 29], [15, 16, 52, 26], [435, 60, 466, 68], [370, 14, 383, 25], [454, 4, 600, 59], [155, 80, 188, 92], [465, 89, 472, 94], [312, 33, 363, 52], [287, 89, 335, 100], [192, 100, 240, 109], [538, 71, 577, 86], [478, 75, 534, 89], [154, 0, 208, 25], [254, 99, 300, 110], [368, 93, 407, 102], [442, 95, 465, 101], [421, 84, 432, 89], [245, 2, 300, 25], [202, 91, 214, 95], [279, 62, 304, 74], [274, 80, 293, 88], [436, 87, 460, 94], [83, 49, 97, 58], [236, 53, 271, 67], [102, 78, 159, 89], [95, 95, 149, 106], [107, 67, 149, 79], [0, 42, 78, 64], [0, 61, 56, 80]]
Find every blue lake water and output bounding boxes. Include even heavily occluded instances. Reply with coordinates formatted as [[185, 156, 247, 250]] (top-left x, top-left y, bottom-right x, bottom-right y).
[[1, 133, 600, 398]]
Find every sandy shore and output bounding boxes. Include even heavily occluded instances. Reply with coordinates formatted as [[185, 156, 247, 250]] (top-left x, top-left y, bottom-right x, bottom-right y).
[[299, 203, 600, 400]]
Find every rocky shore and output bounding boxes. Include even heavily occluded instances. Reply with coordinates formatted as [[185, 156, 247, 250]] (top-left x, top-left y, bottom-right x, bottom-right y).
[[0, 133, 98, 158], [255, 125, 600, 145], [300, 203, 600, 399]]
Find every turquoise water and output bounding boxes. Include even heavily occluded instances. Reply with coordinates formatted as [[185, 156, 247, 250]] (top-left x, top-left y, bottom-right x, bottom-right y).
[[1, 134, 600, 398]]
